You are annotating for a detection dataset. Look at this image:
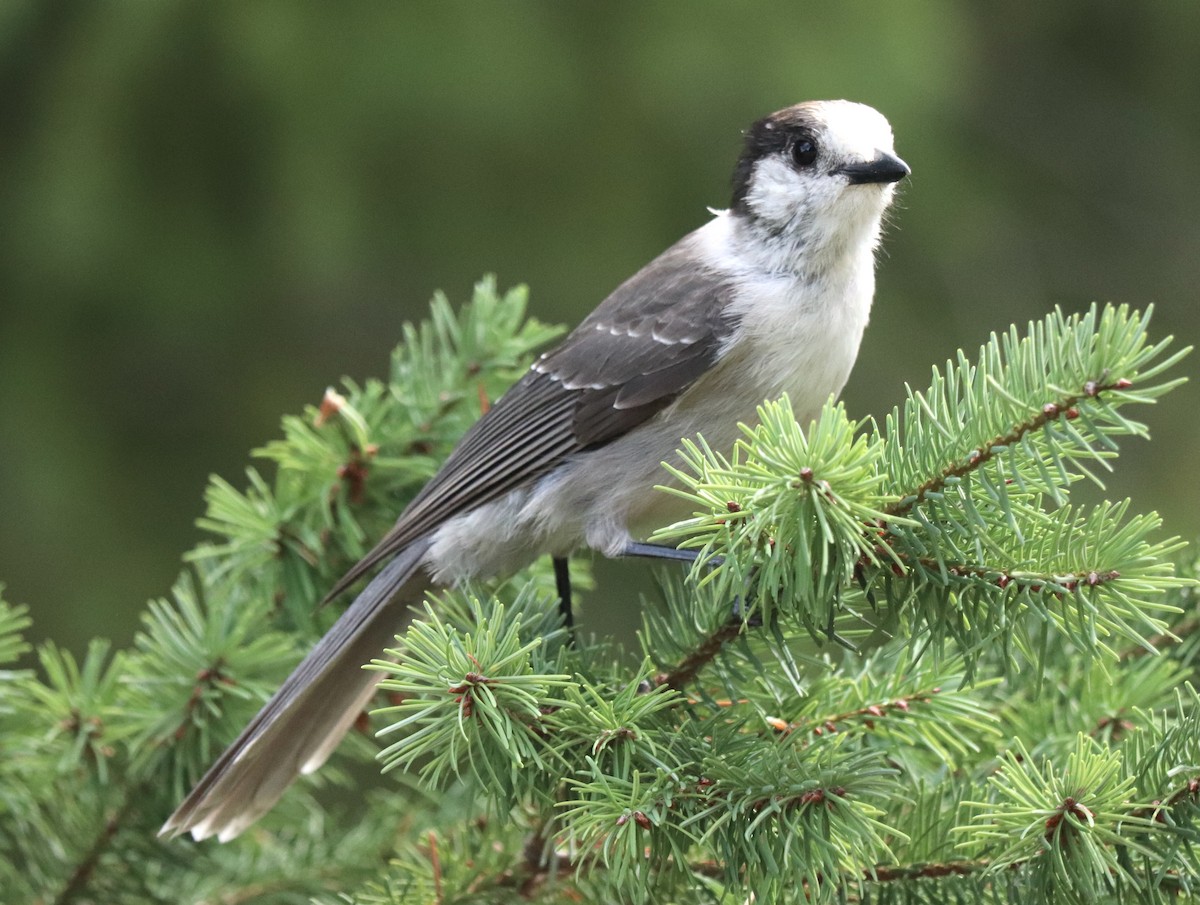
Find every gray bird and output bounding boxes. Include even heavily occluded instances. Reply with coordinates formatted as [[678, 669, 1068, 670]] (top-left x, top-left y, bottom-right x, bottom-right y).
[[163, 99, 909, 841]]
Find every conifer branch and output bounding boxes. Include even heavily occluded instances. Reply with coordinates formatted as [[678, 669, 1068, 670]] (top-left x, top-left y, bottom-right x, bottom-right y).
[[765, 685, 944, 736], [653, 614, 746, 691], [884, 376, 1133, 520], [3, 290, 1195, 904], [51, 790, 139, 905]]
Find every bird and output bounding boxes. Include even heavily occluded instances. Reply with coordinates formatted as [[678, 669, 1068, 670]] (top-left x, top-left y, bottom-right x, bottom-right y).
[[162, 99, 908, 841]]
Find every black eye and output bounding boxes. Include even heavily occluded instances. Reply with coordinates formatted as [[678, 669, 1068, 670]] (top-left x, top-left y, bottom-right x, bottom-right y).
[[791, 138, 818, 168]]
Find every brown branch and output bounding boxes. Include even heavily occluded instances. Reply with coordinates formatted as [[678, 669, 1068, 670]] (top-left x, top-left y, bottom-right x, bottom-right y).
[[766, 686, 942, 737], [883, 378, 1130, 521], [169, 659, 235, 744], [463, 775, 1200, 902], [428, 831, 444, 904], [1122, 612, 1200, 659], [1137, 774, 1200, 823], [507, 846, 1196, 900], [501, 842, 1001, 895], [864, 544, 1122, 595], [51, 792, 140, 905], [864, 858, 993, 883], [654, 616, 746, 691]]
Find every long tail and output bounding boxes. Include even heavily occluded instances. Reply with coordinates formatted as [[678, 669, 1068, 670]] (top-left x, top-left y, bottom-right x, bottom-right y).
[[160, 537, 433, 842]]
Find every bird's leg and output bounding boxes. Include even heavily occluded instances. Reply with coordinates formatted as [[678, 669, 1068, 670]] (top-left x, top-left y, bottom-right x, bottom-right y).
[[619, 542, 722, 567], [853, 557, 877, 609], [555, 546, 707, 636], [553, 556, 575, 632], [619, 543, 754, 622], [729, 593, 762, 627]]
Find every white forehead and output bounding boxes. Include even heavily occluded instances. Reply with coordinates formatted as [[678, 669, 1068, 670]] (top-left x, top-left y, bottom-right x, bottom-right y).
[[811, 100, 895, 159]]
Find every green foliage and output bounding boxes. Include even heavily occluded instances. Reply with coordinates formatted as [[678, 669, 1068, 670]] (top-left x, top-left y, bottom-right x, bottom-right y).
[[190, 276, 560, 625], [657, 305, 1191, 678], [121, 566, 300, 790], [659, 400, 895, 633], [963, 735, 1156, 902], [372, 591, 574, 801], [0, 287, 1197, 904], [0, 594, 31, 669]]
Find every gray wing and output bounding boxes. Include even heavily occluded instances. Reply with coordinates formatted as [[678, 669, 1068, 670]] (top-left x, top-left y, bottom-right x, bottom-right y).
[[325, 230, 741, 599]]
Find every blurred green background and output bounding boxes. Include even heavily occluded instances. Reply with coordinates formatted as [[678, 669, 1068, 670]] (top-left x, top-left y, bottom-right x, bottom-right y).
[[2, 2, 1197, 656]]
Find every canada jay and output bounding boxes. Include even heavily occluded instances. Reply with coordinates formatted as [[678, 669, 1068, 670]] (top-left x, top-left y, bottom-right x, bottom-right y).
[[163, 99, 908, 841]]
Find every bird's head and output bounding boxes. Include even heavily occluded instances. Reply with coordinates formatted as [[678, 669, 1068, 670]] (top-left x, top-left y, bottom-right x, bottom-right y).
[[730, 100, 908, 250]]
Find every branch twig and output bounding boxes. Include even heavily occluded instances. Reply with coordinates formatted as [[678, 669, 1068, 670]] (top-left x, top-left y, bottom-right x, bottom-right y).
[[654, 616, 746, 691], [884, 378, 1130, 520]]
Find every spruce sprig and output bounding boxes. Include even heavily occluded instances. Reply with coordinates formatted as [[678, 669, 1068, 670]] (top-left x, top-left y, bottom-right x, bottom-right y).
[[0, 595, 31, 669], [371, 590, 574, 805], [962, 735, 1157, 903], [655, 303, 1191, 679]]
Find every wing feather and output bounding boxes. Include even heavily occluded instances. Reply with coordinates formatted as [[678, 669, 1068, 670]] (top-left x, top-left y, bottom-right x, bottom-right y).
[[325, 230, 740, 599]]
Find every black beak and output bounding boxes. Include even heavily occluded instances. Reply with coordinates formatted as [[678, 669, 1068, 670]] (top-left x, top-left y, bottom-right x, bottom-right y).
[[838, 151, 910, 185]]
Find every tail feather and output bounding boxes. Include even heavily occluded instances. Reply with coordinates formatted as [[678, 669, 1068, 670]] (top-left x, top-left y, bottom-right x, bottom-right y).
[[161, 538, 432, 842]]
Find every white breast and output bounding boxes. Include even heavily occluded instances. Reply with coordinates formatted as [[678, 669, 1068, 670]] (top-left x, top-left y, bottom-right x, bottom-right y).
[[697, 211, 877, 415]]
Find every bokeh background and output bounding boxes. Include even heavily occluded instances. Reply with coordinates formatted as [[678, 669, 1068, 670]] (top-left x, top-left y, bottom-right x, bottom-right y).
[[2, 3, 1198, 656]]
